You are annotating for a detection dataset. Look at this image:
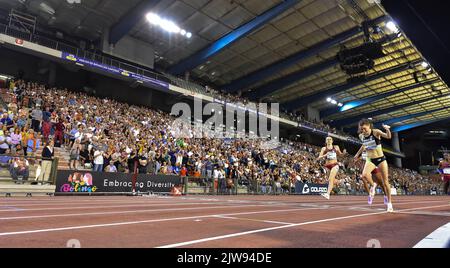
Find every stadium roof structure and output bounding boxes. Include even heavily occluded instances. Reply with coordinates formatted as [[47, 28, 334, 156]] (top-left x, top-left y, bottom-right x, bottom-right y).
[[0, 0, 448, 132]]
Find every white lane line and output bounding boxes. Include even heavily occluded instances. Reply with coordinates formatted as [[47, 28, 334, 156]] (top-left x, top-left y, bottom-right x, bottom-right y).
[[0, 204, 296, 220], [0, 198, 158, 203], [1, 197, 444, 209], [0, 201, 249, 213], [214, 216, 239, 220], [261, 220, 294, 225], [0, 200, 207, 207], [397, 211, 450, 217], [332, 200, 447, 208], [414, 223, 450, 248], [0, 207, 322, 237], [0, 198, 446, 217], [177, 196, 448, 204], [157, 204, 450, 248], [214, 215, 294, 225]]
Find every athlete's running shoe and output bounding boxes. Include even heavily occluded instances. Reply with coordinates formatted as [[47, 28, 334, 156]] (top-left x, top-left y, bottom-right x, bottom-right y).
[[387, 203, 394, 213], [321, 193, 330, 200], [368, 183, 376, 205]]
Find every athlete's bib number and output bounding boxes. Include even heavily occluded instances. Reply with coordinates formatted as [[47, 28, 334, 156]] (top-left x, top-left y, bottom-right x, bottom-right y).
[[443, 168, 450, 175], [363, 140, 377, 150], [327, 152, 337, 160]]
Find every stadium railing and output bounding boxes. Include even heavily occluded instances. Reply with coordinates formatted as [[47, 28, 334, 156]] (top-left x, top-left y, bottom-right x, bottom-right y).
[[183, 176, 296, 196], [0, 23, 169, 84], [0, 154, 59, 185]]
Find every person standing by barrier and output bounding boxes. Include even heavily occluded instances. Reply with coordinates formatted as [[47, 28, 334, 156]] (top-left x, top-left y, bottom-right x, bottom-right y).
[[213, 166, 220, 194], [180, 164, 188, 177], [69, 139, 82, 170], [38, 139, 54, 184], [93, 147, 105, 172], [227, 164, 238, 195]]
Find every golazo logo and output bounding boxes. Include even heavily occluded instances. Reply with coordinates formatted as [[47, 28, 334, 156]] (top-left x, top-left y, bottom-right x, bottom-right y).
[[302, 184, 327, 194], [60, 172, 97, 193], [302, 184, 310, 194]]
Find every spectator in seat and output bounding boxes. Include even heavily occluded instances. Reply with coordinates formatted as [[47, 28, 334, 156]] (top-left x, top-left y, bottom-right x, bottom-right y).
[[15, 114, 27, 130], [1, 113, 14, 130], [10, 156, 29, 184], [9, 128, 22, 155], [0, 148, 12, 166], [7, 101, 18, 114], [105, 161, 117, 173], [0, 129, 11, 155]]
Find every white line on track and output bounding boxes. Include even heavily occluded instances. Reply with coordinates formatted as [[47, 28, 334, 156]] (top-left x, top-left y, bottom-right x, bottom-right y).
[[0, 207, 324, 237], [0, 197, 445, 212], [213, 215, 294, 225], [414, 223, 450, 248], [0, 200, 203, 207], [0, 203, 448, 240], [0, 201, 249, 212], [0, 199, 445, 215], [157, 204, 450, 248], [396, 211, 450, 217], [0, 198, 155, 203], [0, 204, 307, 220]]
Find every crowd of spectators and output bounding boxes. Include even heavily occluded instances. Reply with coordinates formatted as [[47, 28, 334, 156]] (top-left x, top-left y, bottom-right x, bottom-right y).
[[0, 79, 441, 194], [170, 76, 357, 141]]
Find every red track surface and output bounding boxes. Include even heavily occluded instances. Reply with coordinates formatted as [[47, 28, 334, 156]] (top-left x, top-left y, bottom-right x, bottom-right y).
[[0, 195, 448, 248]]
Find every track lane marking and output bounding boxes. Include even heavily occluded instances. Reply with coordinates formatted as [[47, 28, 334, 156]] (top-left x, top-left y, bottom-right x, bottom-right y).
[[0, 207, 324, 236], [157, 204, 450, 248]]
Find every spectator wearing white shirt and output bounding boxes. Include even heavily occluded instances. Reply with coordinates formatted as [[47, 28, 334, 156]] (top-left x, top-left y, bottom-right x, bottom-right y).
[[93, 148, 104, 172]]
